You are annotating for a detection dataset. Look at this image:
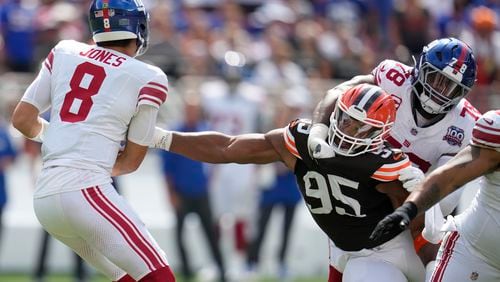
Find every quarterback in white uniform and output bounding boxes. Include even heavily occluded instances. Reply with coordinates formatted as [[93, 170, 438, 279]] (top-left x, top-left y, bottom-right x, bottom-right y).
[[372, 110, 500, 281], [307, 38, 479, 281], [12, 1, 174, 281]]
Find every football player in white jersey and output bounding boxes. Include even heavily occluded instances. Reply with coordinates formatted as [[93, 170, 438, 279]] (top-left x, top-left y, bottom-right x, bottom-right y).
[[371, 110, 500, 281], [11, 1, 174, 281], [306, 37, 480, 281]]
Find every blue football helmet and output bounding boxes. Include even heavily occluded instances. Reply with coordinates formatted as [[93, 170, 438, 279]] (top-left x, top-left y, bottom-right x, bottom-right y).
[[412, 38, 477, 114], [89, 0, 150, 56]]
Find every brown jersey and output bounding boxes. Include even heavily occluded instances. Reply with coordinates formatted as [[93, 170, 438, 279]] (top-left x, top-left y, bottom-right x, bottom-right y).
[[284, 119, 411, 251]]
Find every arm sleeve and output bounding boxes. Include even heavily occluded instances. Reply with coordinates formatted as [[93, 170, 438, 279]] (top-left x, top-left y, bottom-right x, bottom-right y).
[[127, 105, 159, 146], [435, 154, 464, 216], [21, 59, 52, 113]]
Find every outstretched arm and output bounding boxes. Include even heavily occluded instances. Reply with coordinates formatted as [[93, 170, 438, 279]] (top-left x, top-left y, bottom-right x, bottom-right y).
[[154, 127, 297, 168], [370, 145, 500, 241], [408, 145, 500, 214]]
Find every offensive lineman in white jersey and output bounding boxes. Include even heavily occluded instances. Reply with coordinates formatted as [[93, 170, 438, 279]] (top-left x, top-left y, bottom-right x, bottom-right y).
[[371, 110, 500, 281], [11, 1, 174, 281], [306, 38, 479, 281]]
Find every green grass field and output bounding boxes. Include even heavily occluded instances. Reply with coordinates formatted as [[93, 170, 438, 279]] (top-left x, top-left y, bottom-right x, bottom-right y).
[[0, 274, 325, 282]]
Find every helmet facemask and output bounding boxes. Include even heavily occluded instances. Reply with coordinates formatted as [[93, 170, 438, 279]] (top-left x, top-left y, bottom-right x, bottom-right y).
[[328, 100, 392, 157], [413, 62, 470, 114], [412, 38, 477, 115], [135, 12, 150, 56]]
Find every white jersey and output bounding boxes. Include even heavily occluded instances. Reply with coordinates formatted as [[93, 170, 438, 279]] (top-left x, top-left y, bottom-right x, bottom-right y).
[[454, 110, 500, 267], [22, 40, 168, 197], [372, 60, 480, 173]]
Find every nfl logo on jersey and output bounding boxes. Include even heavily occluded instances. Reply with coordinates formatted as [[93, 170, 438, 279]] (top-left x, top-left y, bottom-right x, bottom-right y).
[[443, 126, 464, 146]]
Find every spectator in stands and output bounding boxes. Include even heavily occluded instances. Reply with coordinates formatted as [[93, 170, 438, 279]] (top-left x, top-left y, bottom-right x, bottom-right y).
[[0, 0, 37, 72], [460, 5, 500, 112], [252, 27, 307, 95], [391, 0, 435, 58], [142, 3, 183, 80]]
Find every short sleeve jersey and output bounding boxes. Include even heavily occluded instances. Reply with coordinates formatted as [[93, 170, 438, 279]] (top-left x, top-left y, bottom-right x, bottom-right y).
[[470, 110, 500, 208], [23, 40, 168, 174], [284, 119, 411, 251], [372, 60, 479, 172], [455, 110, 500, 265]]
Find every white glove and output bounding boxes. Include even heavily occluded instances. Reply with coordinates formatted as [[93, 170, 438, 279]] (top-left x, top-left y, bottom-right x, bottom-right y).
[[398, 166, 425, 192], [307, 123, 335, 159], [152, 127, 173, 150]]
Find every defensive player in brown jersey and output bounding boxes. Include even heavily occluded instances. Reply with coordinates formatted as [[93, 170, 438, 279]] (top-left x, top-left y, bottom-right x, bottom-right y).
[[152, 84, 425, 282]]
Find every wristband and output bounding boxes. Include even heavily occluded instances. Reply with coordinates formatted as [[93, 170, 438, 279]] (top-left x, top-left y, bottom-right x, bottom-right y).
[[29, 118, 49, 143], [413, 233, 429, 253], [152, 127, 173, 151], [402, 201, 418, 220]]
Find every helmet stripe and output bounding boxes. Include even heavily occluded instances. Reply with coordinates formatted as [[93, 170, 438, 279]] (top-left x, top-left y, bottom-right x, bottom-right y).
[[454, 43, 468, 73], [352, 87, 369, 106], [357, 86, 381, 111], [102, 0, 111, 32]]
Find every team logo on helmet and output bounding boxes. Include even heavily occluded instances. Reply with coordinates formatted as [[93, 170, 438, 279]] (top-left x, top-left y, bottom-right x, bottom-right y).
[[443, 126, 464, 146]]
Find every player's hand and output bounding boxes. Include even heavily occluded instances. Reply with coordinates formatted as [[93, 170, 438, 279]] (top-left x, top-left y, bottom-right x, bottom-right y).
[[369, 202, 418, 241], [398, 166, 424, 192], [308, 123, 335, 159]]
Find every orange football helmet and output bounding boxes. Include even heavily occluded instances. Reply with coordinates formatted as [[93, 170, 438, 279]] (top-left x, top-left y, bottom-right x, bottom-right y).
[[328, 84, 396, 156]]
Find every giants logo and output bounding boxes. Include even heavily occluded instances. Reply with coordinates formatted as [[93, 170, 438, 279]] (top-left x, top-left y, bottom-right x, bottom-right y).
[[443, 126, 464, 146]]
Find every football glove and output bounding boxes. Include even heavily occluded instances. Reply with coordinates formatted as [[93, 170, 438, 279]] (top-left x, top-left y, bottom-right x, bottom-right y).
[[307, 123, 335, 159], [398, 166, 425, 192], [369, 202, 418, 241]]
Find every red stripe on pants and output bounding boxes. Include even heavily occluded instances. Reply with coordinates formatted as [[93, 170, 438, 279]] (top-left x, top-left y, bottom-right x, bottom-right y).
[[430, 231, 460, 282]]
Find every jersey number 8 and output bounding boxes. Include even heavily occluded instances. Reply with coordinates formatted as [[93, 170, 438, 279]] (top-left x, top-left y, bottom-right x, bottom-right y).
[[60, 62, 106, 123]]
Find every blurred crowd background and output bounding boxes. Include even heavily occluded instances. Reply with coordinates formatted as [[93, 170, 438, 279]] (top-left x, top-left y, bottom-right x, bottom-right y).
[[0, 0, 499, 281]]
